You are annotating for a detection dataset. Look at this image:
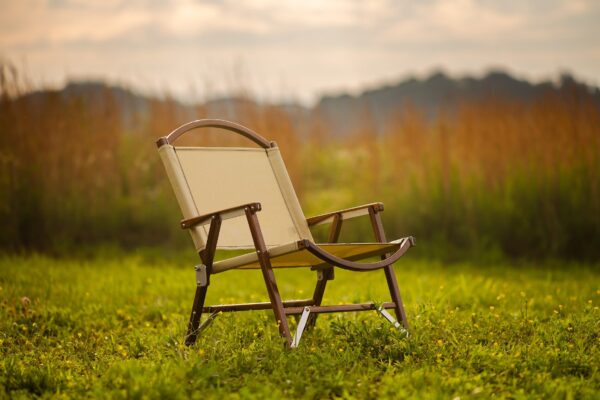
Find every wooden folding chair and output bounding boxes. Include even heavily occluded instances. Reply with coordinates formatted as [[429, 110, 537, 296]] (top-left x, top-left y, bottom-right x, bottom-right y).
[[156, 119, 415, 348]]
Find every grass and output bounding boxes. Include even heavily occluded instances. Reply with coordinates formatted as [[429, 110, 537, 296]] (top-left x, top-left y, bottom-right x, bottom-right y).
[[0, 253, 598, 399]]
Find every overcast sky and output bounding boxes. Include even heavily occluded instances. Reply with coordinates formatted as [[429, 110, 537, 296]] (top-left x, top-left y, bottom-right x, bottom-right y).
[[1, 0, 599, 105]]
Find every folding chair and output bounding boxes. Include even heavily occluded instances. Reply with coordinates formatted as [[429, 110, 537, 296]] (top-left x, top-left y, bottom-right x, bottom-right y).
[[156, 119, 415, 348]]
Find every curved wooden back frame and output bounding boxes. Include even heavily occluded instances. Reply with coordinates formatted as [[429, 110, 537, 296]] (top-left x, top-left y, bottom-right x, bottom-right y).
[[155, 119, 274, 148]]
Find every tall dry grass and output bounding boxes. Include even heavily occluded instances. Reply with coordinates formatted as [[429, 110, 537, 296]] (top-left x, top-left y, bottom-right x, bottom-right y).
[[1, 64, 599, 260]]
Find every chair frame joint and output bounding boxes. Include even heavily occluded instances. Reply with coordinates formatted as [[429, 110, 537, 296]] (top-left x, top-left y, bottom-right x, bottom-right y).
[[195, 264, 208, 287]]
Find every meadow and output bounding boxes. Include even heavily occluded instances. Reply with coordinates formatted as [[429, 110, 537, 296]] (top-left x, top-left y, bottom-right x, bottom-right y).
[[1, 254, 598, 399]]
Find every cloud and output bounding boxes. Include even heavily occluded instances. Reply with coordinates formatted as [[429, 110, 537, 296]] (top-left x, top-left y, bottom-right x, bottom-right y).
[[2, 0, 597, 49], [0, 0, 598, 103], [0, 0, 271, 48]]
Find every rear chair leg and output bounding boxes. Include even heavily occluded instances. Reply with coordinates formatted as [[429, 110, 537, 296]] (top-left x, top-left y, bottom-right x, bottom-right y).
[[307, 213, 341, 329], [306, 267, 334, 328]]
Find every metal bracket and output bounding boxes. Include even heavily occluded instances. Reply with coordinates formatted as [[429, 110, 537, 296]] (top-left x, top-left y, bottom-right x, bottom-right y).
[[316, 267, 334, 281], [377, 305, 409, 338], [291, 306, 311, 348], [197, 311, 220, 335], [184, 311, 220, 344], [317, 270, 325, 281], [195, 264, 208, 287]]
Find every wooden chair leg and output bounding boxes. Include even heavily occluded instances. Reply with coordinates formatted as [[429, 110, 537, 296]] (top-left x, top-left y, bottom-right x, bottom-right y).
[[245, 208, 293, 346], [384, 265, 409, 330], [259, 258, 293, 346], [306, 267, 333, 328], [185, 285, 209, 345], [185, 217, 220, 346], [307, 213, 341, 329], [369, 207, 409, 330]]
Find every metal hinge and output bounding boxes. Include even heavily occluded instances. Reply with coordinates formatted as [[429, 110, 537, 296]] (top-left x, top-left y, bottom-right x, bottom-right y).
[[291, 306, 312, 348], [376, 305, 409, 337], [194, 264, 208, 287]]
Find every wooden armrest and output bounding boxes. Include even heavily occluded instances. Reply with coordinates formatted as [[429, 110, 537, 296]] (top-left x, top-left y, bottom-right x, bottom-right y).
[[181, 202, 261, 229], [306, 202, 384, 226], [297, 236, 414, 271]]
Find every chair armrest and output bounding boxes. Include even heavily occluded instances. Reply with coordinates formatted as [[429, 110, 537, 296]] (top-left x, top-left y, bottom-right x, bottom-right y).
[[181, 202, 261, 229], [298, 236, 414, 271], [306, 202, 384, 226]]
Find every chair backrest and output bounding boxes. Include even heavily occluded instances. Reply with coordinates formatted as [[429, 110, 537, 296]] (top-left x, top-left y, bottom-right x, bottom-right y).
[[157, 120, 313, 251]]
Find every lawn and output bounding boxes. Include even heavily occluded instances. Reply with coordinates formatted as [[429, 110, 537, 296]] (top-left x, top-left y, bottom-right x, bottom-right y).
[[0, 254, 598, 399]]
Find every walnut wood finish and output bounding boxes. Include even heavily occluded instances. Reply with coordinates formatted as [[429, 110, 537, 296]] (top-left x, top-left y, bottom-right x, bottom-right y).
[[244, 207, 294, 346], [185, 215, 221, 345], [285, 302, 396, 315], [369, 207, 410, 330], [306, 202, 384, 226], [156, 119, 273, 149], [180, 202, 261, 229], [204, 299, 314, 313], [299, 237, 414, 272], [306, 213, 340, 328]]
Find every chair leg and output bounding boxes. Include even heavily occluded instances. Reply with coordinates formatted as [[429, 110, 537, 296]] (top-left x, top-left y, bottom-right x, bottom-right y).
[[259, 259, 293, 346], [245, 209, 293, 346], [306, 267, 334, 328], [384, 265, 409, 330], [185, 285, 209, 346], [306, 213, 341, 329], [368, 207, 409, 330]]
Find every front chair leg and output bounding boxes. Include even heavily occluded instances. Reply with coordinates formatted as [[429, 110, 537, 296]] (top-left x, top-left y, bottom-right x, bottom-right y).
[[368, 207, 410, 331], [307, 213, 341, 329], [384, 265, 409, 330], [185, 216, 221, 346], [245, 208, 293, 347], [185, 284, 209, 345], [259, 254, 293, 346]]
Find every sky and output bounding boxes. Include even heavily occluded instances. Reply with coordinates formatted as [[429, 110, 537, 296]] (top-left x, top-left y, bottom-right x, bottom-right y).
[[1, 0, 599, 105]]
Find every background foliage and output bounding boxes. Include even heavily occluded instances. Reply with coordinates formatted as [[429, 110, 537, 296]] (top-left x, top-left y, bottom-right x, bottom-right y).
[[1, 66, 599, 260]]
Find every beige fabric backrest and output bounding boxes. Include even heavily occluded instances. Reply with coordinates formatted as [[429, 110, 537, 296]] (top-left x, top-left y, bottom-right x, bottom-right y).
[[159, 144, 313, 250]]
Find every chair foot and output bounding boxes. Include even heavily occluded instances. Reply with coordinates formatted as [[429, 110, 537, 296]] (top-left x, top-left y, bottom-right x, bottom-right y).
[[376, 305, 409, 337], [185, 311, 220, 345], [291, 307, 312, 348], [289, 303, 408, 348], [383, 265, 410, 330]]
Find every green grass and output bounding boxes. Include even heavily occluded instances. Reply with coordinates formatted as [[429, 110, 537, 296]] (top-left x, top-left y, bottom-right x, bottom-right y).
[[0, 254, 598, 399]]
